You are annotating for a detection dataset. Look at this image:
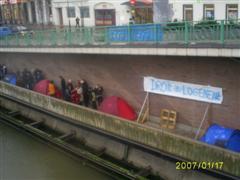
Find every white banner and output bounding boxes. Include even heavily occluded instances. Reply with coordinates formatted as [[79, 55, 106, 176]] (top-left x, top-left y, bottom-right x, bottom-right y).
[[144, 77, 223, 104]]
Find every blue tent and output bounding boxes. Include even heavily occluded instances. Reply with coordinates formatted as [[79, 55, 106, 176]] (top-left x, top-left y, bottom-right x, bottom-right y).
[[227, 130, 240, 152], [3, 73, 17, 85], [200, 124, 240, 153]]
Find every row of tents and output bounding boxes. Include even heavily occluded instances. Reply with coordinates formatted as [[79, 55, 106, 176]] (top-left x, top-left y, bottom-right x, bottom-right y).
[[3, 73, 137, 121]]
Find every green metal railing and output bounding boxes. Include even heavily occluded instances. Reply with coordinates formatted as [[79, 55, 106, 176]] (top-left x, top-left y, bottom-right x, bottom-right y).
[[0, 19, 239, 47]]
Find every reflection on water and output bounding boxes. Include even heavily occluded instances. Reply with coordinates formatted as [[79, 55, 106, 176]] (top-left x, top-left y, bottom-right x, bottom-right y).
[[0, 122, 112, 180]]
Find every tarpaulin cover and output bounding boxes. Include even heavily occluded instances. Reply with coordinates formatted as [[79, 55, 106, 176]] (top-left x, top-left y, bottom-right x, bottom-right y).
[[33, 79, 61, 98], [200, 124, 240, 152], [99, 96, 137, 121], [3, 73, 17, 85]]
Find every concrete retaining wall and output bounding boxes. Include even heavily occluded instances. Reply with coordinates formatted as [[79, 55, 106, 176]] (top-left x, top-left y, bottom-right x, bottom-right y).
[[0, 96, 218, 180], [0, 82, 239, 177]]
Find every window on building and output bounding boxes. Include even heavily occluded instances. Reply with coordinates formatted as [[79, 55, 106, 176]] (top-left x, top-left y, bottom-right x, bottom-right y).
[[67, 7, 75, 18], [204, 4, 214, 20], [80, 6, 90, 18], [183, 5, 193, 21], [226, 4, 238, 20]]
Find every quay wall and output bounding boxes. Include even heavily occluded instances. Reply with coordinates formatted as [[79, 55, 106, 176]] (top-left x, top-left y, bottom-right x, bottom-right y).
[[0, 94, 218, 180], [0, 82, 239, 177]]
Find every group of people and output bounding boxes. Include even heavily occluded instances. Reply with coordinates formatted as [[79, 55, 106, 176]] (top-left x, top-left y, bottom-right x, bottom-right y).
[[58, 76, 104, 109], [17, 68, 44, 90], [0, 65, 104, 110], [0, 65, 44, 90]]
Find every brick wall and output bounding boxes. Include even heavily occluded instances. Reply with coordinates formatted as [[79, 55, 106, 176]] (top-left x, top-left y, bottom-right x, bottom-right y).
[[1, 53, 239, 129]]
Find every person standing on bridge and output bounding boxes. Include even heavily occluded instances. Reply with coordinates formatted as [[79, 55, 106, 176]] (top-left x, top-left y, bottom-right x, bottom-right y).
[[76, 17, 80, 28]]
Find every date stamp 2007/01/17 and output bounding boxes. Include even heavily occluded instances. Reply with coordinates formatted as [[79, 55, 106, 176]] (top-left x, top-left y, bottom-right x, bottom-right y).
[[176, 161, 224, 170]]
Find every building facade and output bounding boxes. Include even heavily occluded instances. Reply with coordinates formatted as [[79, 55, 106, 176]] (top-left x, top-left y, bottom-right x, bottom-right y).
[[0, 0, 52, 25], [169, 0, 240, 22], [153, 0, 173, 23], [51, 0, 131, 27]]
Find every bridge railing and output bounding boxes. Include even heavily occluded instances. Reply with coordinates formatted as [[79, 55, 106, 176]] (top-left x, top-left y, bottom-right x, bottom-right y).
[[0, 19, 239, 47]]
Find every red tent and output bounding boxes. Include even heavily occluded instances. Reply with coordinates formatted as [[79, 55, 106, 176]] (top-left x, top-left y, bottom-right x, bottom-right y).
[[99, 96, 137, 121], [33, 79, 62, 98], [33, 79, 49, 95]]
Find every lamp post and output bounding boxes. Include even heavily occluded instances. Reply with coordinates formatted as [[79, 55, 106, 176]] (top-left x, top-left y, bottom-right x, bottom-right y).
[[80, 0, 84, 27], [39, 0, 44, 30], [67, 0, 71, 29], [7, 0, 13, 24]]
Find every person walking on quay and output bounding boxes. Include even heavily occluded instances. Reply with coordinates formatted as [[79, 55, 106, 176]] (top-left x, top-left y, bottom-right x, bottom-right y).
[[48, 80, 56, 97], [90, 87, 97, 109], [65, 85, 72, 102], [80, 79, 89, 107], [2, 64, 7, 77], [0, 64, 7, 80], [76, 17, 80, 28], [76, 80, 83, 105], [33, 69, 44, 83], [59, 76, 66, 100], [67, 79, 74, 91], [65, 79, 74, 102], [22, 69, 34, 90], [95, 84, 104, 107], [71, 80, 82, 105], [0, 65, 3, 80]]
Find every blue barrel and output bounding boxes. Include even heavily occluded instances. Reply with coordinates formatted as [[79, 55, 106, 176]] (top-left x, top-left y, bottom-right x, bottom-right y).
[[3, 73, 17, 85]]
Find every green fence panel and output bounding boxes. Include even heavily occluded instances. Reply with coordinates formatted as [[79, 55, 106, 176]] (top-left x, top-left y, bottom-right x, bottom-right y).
[[220, 20, 225, 44], [184, 22, 189, 44], [50, 30, 57, 46], [0, 19, 239, 47]]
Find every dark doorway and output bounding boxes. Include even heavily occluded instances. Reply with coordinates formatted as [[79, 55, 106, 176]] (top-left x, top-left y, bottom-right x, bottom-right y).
[[0, 6, 2, 25], [57, 8, 63, 26], [23, 3, 29, 24], [95, 9, 116, 26], [183, 4, 193, 21], [31, 1, 36, 23]]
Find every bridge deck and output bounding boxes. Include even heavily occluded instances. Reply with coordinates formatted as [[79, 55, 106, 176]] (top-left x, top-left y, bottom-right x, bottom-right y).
[[0, 46, 239, 58], [0, 19, 239, 57]]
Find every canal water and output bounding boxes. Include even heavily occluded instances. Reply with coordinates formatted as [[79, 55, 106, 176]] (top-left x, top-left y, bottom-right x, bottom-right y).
[[0, 122, 112, 180]]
